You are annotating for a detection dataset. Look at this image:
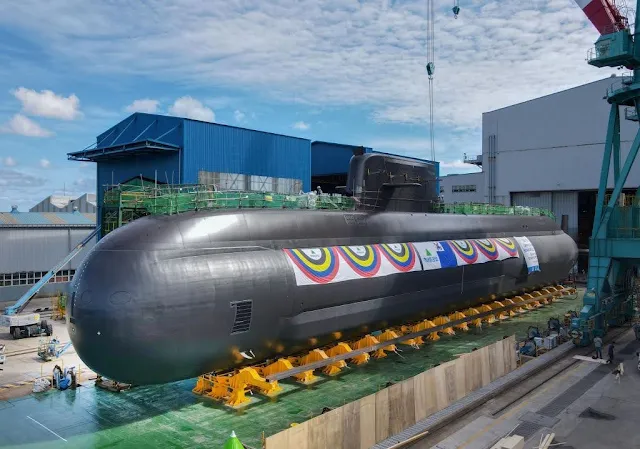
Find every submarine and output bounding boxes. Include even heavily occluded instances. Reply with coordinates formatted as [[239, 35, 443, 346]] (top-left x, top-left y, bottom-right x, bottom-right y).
[[68, 152, 578, 385]]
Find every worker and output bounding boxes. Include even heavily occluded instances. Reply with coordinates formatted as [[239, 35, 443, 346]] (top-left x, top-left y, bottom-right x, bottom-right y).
[[633, 322, 640, 340], [608, 341, 616, 365], [593, 335, 603, 359]]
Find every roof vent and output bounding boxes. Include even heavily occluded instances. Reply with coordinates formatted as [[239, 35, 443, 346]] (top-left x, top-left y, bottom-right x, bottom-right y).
[[10, 205, 18, 213]]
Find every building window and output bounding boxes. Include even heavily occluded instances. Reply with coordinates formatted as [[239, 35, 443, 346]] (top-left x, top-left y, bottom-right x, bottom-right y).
[[0, 270, 76, 288], [452, 184, 477, 193], [198, 170, 303, 194]]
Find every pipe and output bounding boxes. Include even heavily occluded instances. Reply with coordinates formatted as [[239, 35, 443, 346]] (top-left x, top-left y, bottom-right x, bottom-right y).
[[385, 429, 430, 449]]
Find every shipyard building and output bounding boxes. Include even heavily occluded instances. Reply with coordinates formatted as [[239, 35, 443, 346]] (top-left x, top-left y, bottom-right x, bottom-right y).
[[440, 76, 640, 269], [67, 113, 439, 239], [0, 205, 96, 303]]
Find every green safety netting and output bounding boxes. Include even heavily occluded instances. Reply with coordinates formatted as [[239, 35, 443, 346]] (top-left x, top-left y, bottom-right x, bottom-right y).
[[102, 183, 555, 237]]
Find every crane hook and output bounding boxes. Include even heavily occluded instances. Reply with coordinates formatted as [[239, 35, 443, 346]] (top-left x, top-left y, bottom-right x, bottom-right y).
[[452, 2, 460, 18]]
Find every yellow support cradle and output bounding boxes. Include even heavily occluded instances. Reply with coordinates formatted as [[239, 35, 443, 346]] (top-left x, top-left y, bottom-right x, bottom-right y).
[[448, 311, 469, 331], [463, 308, 483, 328], [433, 316, 455, 335], [192, 285, 571, 407], [192, 367, 281, 408]]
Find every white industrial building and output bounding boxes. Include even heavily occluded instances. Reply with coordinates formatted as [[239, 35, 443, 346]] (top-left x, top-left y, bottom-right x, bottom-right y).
[[440, 76, 640, 270], [30, 193, 97, 213]]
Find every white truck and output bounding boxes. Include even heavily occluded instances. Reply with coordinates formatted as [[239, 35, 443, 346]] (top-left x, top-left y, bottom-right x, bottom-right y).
[[0, 313, 53, 340]]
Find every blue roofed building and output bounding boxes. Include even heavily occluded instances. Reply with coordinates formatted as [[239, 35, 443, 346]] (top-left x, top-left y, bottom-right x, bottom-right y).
[[68, 113, 312, 236]]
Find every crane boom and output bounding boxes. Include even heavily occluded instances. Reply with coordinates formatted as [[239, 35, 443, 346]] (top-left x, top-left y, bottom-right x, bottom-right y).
[[574, 0, 629, 34], [4, 226, 100, 316]]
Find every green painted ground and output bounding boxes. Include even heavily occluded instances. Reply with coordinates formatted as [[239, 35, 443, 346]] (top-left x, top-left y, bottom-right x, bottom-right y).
[[0, 294, 581, 449]]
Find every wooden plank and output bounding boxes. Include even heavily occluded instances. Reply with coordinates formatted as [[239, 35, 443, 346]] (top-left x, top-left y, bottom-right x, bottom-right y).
[[433, 364, 450, 410], [444, 364, 458, 404], [495, 338, 506, 378], [488, 343, 499, 381], [287, 422, 309, 449], [341, 399, 360, 449], [388, 382, 406, 435], [265, 426, 291, 449], [454, 356, 468, 399], [467, 349, 483, 392], [479, 345, 492, 386], [402, 377, 416, 428], [359, 394, 377, 449], [324, 408, 343, 449], [501, 337, 512, 375], [375, 387, 390, 443], [510, 336, 518, 371], [506, 336, 518, 372], [413, 371, 429, 422], [308, 412, 328, 449]]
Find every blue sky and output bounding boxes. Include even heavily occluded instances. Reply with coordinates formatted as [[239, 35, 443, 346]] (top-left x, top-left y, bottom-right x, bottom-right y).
[[0, 0, 614, 212]]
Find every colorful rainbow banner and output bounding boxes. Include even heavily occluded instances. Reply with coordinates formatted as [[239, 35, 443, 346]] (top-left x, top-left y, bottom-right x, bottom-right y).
[[283, 237, 531, 286], [412, 237, 520, 271], [284, 243, 420, 286]]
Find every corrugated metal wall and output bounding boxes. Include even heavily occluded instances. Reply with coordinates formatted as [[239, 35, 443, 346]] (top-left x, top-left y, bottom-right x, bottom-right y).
[[551, 191, 578, 239], [511, 191, 578, 239], [96, 113, 183, 149], [510, 192, 553, 210], [0, 228, 96, 273], [30, 194, 97, 213], [182, 120, 311, 191], [311, 142, 371, 176], [0, 283, 71, 303]]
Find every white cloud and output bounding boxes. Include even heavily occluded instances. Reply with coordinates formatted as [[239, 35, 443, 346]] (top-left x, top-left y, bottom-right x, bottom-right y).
[[440, 159, 482, 170], [293, 121, 310, 130], [168, 96, 215, 122], [234, 110, 245, 122], [73, 177, 96, 191], [39, 158, 51, 168], [126, 98, 159, 114], [12, 87, 81, 120], [0, 114, 54, 137], [3, 156, 17, 167], [0, 168, 47, 188], [0, 1, 616, 130]]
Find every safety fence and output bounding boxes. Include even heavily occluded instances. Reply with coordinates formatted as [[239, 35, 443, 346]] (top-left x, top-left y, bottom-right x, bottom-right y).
[[101, 183, 557, 236], [607, 205, 640, 238], [434, 202, 555, 219]]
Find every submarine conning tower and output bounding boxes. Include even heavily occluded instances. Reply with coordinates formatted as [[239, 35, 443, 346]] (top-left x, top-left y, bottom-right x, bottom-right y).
[[343, 149, 439, 213]]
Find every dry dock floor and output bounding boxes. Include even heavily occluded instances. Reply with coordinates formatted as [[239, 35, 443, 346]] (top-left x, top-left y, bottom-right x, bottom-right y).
[[0, 296, 583, 448], [410, 324, 640, 449]]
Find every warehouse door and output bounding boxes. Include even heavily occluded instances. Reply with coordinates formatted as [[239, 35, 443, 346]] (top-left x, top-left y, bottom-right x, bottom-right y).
[[510, 192, 552, 211], [551, 191, 578, 240]]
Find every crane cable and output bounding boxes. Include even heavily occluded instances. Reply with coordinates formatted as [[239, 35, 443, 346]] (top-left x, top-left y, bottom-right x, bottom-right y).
[[426, 0, 435, 162], [426, 1, 460, 163]]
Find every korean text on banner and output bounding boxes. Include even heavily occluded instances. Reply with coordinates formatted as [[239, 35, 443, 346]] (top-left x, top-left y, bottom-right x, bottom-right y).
[[514, 236, 540, 273]]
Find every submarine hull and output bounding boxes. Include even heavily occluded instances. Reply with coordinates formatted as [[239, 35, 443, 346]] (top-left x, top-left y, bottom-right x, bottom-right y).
[[68, 209, 578, 385]]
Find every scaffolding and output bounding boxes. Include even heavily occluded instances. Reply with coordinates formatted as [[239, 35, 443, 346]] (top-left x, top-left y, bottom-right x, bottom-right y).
[[433, 202, 556, 219], [101, 182, 556, 237], [101, 182, 358, 236]]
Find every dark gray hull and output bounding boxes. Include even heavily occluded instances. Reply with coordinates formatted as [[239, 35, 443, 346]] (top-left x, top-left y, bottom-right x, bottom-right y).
[[67, 209, 578, 385]]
